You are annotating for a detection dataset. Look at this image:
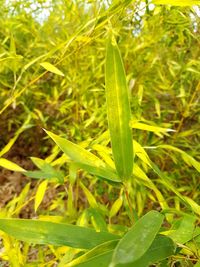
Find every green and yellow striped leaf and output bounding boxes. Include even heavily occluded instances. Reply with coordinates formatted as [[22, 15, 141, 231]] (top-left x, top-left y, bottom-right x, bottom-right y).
[[105, 32, 133, 181]]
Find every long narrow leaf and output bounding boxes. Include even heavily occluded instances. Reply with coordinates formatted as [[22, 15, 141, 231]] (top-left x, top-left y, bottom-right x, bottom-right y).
[[67, 240, 118, 267], [44, 130, 120, 183], [0, 219, 119, 249], [44, 130, 105, 168], [153, 0, 200, 6], [105, 33, 133, 181]]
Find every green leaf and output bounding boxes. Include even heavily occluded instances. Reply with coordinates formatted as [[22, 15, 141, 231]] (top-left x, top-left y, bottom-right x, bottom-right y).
[[110, 210, 164, 266], [40, 62, 64, 76], [70, 251, 113, 267], [0, 219, 119, 249], [44, 130, 120, 183], [67, 240, 118, 267], [116, 235, 175, 267], [0, 158, 26, 172], [88, 208, 108, 232], [75, 162, 120, 183], [45, 130, 105, 168], [29, 157, 64, 183], [105, 32, 133, 181], [80, 182, 99, 210], [168, 215, 196, 244], [24, 169, 64, 183], [153, 0, 200, 6]]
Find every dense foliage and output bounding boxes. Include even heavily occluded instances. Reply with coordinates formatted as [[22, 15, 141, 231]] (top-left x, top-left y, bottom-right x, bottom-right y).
[[0, 0, 200, 266]]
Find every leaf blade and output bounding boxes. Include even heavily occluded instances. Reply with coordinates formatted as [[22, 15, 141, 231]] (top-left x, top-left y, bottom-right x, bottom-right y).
[[0, 219, 119, 250], [153, 0, 200, 6], [34, 180, 48, 212], [0, 158, 26, 172], [105, 33, 133, 181], [40, 62, 64, 76], [110, 210, 164, 266]]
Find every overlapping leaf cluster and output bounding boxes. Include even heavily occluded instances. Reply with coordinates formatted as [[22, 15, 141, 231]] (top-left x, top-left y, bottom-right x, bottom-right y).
[[0, 0, 200, 266]]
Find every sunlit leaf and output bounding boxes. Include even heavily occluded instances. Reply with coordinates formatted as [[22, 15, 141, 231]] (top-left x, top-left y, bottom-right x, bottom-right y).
[[131, 121, 175, 135], [34, 180, 48, 212], [153, 0, 200, 6], [40, 62, 64, 76], [105, 32, 133, 181], [0, 158, 26, 172], [44, 130, 120, 183], [0, 219, 119, 249], [109, 196, 123, 218]]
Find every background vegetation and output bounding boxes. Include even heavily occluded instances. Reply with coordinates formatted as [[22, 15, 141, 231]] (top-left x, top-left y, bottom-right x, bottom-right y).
[[0, 0, 200, 266]]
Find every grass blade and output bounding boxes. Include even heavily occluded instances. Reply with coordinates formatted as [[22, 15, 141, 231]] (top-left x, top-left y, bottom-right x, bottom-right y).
[[105, 33, 133, 181]]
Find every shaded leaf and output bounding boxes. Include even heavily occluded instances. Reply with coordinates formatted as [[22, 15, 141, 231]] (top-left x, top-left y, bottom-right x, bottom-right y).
[[116, 235, 175, 267], [67, 240, 118, 267], [110, 211, 164, 266]]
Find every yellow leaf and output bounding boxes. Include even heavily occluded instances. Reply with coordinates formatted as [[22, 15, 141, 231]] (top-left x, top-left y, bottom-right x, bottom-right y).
[[110, 196, 123, 218], [0, 158, 26, 172], [80, 182, 99, 210], [34, 180, 48, 212], [153, 0, 200, 6], [40, 62, 64, 76]]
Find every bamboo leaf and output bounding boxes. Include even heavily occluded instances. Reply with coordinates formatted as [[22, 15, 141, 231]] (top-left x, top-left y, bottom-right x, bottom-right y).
[[168, 215, 196, 244], [110, 210, 164, 266], [44, 130, 120, 183], [0, 219, 119, 249], [45, 130, 105, 168], [105, 32, 133, 181], [0, 158, 26, 172], [80, 182, 99, 210], [129, 235, 175, 267], [34, 180, 48, 212], [109, 196, 123, 218], [75, 162, 120, 183], [153, 0, 200, 6], [67, 240, 118, 267], [131, 121, 175, 135], [0, 116, 32, 158], [40, 62, 64, 76]]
